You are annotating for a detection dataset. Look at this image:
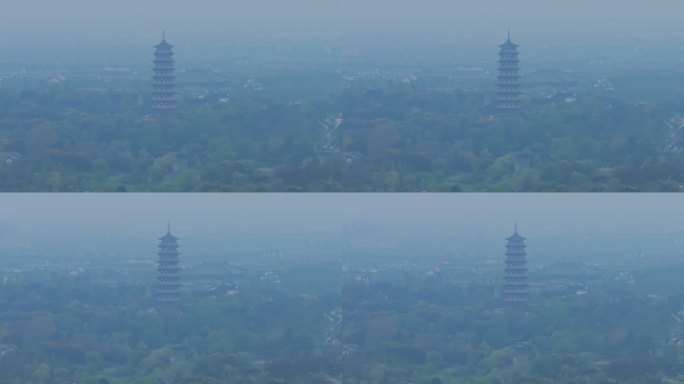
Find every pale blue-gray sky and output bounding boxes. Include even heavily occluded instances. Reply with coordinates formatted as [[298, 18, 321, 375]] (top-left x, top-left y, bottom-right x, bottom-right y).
[[1, 0, 683, 43]]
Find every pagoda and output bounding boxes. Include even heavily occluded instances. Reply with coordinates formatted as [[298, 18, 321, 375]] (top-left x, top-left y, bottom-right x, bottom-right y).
[[156, 224, 182, 304], [496, 31, 521, 113], [152, 32, 176, 112], [503, 225, 529, 305]]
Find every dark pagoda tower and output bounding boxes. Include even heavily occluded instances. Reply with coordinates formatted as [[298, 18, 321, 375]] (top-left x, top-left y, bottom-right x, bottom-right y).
[[152, 32, 176, 112], [496, 31, 521, 113], [156, 225, 182, 304], [503, 225, 529, 305]]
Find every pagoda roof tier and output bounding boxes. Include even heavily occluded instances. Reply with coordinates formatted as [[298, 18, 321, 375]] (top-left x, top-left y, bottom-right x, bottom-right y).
[[158, 259, 180, 264], [154, 42, 173, 48], [506, 227, 526, 241], [157, 297, 182, 303], [504, 296, 528, 301], [504, 288, 529, 292], [505, 249, 527, 254], [499, 52, 519, 58], [156, 290, 182, 295], [498, 97, 522, 102], [157, 281, 181, 286], [154, 57, 175, 62], [505, 281, 529, 286], [155, 35, 174, 49], [157, 278, 181, 283], [159, 226, 178, 240], [158, 260, 180, 265], [504, 264, 527, 272], [506, 271, 527, 277], [505, 265, 528, 271], [158, 274, 181, 279], [505, 258, 527, 263]]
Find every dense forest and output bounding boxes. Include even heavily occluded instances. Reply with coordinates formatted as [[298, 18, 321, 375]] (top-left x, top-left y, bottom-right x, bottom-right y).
[[3, 264, 684, 383], [1, 73, 684, 191]]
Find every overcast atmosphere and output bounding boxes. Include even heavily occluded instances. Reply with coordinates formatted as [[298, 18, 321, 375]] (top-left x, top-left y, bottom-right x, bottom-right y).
[[2, 0, 684, 43], [0, 194, 682, 265], [2, 193, 683, 235]]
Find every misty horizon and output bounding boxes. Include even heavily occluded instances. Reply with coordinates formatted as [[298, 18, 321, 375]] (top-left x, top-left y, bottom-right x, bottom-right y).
[[0, 194, 682, 267], [2, 0, 684, 44]]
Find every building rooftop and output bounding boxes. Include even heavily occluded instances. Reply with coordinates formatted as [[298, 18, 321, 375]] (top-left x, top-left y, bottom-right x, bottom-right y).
[[499, 31, 519, 50], [506, 225, 526, 242], [154, 32, 174, 50], [159, 224, 179, 242]]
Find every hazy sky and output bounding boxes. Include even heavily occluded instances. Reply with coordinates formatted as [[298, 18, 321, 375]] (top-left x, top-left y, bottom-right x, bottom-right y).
[[0, 193, 682, 238], [2, 0, 684, 44], [0, 193, 682, 265]]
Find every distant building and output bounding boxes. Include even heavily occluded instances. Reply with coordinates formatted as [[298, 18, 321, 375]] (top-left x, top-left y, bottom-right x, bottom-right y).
[[503, 225, 529, 305], [152, 32, 177, 112], [156, 225, 182, 304], [497, 31, 521, 113]]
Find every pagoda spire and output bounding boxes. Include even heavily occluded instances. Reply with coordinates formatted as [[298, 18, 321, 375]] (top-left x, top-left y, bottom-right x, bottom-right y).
[[503, 225, 529, 305], [151, 32, 176, 112], [156, 225, 182, 305], [496, 31, 521, 113]]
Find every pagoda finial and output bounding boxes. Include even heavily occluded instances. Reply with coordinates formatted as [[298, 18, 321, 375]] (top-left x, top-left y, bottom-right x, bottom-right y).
[[514, 222, 518, 234], [507, 29, 511, 42], [167, 222, 171, 234], [162, 30, 166, 42]]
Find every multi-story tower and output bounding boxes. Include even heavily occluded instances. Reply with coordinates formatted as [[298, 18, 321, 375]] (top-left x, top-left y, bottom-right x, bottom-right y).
[[497, 31, 521, 113], [503, 225, 529, 305], [156, 225, 182, 304], [152, 32, 176, 112]]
